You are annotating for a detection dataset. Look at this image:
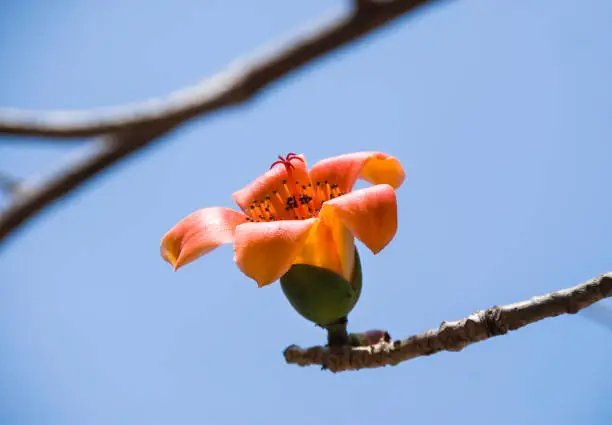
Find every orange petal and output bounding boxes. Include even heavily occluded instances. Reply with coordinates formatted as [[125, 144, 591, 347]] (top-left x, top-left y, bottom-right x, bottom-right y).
[[319, 184, 397, 254], [292, 218, 355, 281], [308, 152, 405, 194], [161, 207, 247, 270], [233, 218, 316, 287], [232, 154, 311, 220]]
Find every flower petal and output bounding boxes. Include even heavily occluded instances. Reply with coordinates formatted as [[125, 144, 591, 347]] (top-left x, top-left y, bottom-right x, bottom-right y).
[[319, 184, 398, 254], [234, 218, 316, 287], [161, 207, 247, 270], [309, 152, 405, 194], [232, 154, 311, 221], [292, 218, 355, 281]]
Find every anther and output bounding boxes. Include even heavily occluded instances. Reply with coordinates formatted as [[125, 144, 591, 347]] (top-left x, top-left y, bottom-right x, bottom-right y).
[[299, 194, 313, 205], [286, 196, 298, 209]]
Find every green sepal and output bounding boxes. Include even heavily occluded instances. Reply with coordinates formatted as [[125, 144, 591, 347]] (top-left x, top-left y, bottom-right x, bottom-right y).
[[280, 248, 362, 327]]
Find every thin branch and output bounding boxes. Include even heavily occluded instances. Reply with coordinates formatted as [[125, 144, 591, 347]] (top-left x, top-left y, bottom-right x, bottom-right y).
[[0, 0, 443, 245], [0, 0, 441, 139], [284, 272, 612, 372], [0, 122, 178, 243]]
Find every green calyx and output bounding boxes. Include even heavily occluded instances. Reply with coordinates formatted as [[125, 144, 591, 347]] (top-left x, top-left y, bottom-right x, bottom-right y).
[[280, 247, 362, 327]]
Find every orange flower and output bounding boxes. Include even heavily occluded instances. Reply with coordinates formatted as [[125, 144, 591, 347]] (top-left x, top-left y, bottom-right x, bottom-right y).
[[160, 152, 405, 288]]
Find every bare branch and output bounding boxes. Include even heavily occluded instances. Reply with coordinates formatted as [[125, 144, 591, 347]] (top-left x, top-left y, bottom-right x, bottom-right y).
[[284, 273, 612, 372], [0, 0, 442, 245], [0, 0, 441, 139], [0, 121, 177, 243]]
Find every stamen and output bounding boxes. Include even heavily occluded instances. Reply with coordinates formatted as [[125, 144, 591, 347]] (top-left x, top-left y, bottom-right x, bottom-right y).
[[312, 181, 323, 209], [272, 189, 288, 217], [281, 179, 292, 198], [266, 153, 324, 220], [246, 204, 257, 221], [302, 183, 316, 212], [272, 155, 309, 218], [299, 194, 313, 208], [252, 201, 267, 221], [329, 183, 341, 199], [322, 180, 331, 202], [259, 202, 273, 222], [263, 196, 281, 221]]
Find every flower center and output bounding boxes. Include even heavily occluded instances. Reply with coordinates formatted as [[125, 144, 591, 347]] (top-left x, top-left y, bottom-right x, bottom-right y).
[[244, 154, 346, 223]]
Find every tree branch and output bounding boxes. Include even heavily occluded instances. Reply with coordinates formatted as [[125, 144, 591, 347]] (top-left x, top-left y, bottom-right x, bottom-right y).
[[0, 122, 178, 243], [0, 0, 443, 245], [284, 272, 612, 372], [0, 0, 440, 139]]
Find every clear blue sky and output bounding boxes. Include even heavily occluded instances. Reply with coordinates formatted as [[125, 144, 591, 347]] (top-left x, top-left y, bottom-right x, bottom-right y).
[[1, 1, 611, 424]]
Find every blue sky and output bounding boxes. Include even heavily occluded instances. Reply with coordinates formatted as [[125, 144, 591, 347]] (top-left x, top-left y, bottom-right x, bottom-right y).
[[1, 1, 612, 424]]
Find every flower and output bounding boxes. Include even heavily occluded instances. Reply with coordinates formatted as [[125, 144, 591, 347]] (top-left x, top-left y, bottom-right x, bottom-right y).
[[160, 152, 405, 289]]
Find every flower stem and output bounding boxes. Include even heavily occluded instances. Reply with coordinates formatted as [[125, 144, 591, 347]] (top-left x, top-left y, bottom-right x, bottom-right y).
[[324, 317, 349, 347]]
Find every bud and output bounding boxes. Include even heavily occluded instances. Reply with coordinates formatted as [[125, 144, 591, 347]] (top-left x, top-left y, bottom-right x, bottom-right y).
[[280, 247, 362, 327], [349, 329, 392, 347]]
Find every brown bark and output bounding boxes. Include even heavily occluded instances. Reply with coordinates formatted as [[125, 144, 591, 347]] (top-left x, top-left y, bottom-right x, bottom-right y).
[[284, 273, 612, 372]]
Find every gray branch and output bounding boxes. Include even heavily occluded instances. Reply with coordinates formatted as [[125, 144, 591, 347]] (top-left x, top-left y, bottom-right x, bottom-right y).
[[0, 0, 440, 139], [284, 272, 612, 372], [0, 0, 443, 245]]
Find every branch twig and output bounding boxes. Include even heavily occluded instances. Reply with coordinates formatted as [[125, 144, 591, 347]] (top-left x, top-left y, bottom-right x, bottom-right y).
[[0, 0, 439, 140], [0, 122, 178, 243], [284, 273, 612, 372], [0, 0, 441, 245]]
